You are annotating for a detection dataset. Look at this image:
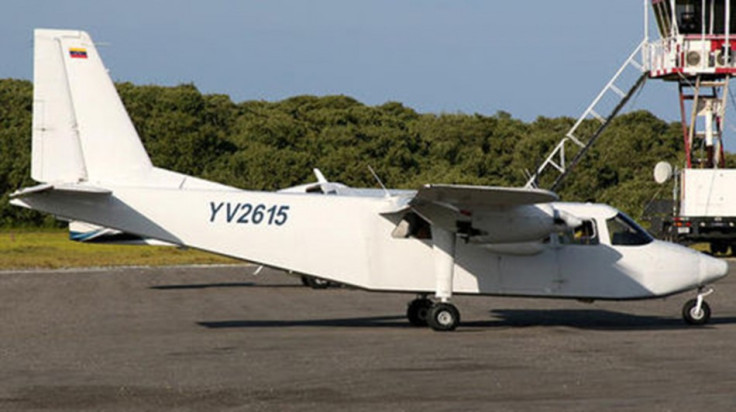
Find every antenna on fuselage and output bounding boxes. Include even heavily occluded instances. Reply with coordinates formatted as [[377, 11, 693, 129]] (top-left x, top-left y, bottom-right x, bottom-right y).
[[367, 165, 391, 197]]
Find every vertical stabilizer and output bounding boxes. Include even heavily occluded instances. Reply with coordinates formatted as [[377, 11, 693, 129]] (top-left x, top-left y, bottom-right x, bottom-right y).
[[32, 29, 87, 183], [32, 29, 152, 184]]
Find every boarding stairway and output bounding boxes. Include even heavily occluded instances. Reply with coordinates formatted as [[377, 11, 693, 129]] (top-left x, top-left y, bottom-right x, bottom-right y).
[[524, 40, 648, 191]]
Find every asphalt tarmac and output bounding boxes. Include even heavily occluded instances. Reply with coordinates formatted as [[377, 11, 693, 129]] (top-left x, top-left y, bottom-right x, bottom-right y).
[[1, 263, 735, 411]]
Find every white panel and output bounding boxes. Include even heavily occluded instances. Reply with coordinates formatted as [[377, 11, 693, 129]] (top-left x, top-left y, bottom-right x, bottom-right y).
[[681, 169, 736, 217]]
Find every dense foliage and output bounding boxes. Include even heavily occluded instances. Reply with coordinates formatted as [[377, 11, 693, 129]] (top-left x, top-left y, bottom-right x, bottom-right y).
[[0, 78, 696, 227]]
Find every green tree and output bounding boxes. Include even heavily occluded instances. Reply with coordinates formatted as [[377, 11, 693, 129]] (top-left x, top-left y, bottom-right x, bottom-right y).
[[0, 78, 690, 228]]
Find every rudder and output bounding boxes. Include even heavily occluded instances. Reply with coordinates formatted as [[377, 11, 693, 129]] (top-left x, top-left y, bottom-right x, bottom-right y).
[[32, 29, 152, 184]]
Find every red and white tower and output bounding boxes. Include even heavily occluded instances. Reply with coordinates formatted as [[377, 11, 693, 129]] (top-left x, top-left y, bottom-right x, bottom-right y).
[[647, 0, 736, 169], [526, 0, 736, 189]]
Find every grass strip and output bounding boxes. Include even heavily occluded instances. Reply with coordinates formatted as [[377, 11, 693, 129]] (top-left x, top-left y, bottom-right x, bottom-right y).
[[0, 229, 239, 270]]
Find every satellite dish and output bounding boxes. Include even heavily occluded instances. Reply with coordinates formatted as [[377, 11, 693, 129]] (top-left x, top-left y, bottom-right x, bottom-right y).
[[653, 161, 673, 184]]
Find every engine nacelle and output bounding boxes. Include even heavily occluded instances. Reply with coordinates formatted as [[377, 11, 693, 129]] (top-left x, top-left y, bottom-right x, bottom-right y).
[[465, 204, 579, 244]]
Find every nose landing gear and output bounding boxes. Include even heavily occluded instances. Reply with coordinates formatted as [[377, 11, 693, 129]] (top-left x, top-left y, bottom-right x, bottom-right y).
[[682, 288, 713, 325]]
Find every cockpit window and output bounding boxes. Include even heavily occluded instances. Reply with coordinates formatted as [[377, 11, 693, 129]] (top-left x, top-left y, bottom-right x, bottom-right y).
[[559, 220, 599, 246], [606, 213, 653, 246]]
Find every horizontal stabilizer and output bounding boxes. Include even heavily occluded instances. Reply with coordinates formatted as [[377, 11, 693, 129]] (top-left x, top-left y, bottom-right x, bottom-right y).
[[69, 221, 174, 246], [11, 183, 111, 198]]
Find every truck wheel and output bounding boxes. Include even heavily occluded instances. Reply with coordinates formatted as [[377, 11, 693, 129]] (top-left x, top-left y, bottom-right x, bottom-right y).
[[710, 242, 728, 255], [661, 222, 674, 242]]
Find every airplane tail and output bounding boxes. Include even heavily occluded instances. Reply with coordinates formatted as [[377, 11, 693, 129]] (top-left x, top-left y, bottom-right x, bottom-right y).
[[32, 29, 153, 185]]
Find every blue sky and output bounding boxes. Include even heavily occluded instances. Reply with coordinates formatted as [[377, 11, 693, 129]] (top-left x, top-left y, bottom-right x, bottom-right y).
[[2, 0, 680, 122]]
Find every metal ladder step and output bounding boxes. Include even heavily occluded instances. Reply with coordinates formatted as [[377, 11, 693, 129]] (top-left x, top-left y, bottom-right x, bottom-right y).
[[525, 40, 647, 190], [700, 81, 728, 88]]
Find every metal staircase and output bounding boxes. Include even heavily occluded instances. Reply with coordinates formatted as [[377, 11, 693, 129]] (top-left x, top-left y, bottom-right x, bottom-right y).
[[524, 40, 648, 191]]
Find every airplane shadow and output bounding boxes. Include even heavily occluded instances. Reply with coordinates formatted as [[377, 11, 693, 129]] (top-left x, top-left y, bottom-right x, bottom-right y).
[[198, 311, 736, 331], [198, 315, 409, 329], [459, 309, 736, 331], [150, 282, 302, 290]]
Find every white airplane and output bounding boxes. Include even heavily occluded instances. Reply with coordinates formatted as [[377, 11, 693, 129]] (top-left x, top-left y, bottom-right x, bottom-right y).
[[10, 29, 729, 331]]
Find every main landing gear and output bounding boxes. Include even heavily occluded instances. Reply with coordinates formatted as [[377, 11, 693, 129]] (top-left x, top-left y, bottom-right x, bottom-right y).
[[407, 296, 461, 331], [682, 288, 713, 325], [406, 226, 463, 331], [300, 275, 332, 289]]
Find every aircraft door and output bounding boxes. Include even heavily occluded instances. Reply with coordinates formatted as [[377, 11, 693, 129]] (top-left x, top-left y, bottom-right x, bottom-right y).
[[496, 239, 559, 295], [557, 218, 624, 297]]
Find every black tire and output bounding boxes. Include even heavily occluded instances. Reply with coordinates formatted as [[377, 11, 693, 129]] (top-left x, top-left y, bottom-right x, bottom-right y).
[[682, 298, 711, 325], [427, 303, 460, 332], [406, 298, 433, 327], [710, 242, 728, 255], [302, 276, 331, 289]]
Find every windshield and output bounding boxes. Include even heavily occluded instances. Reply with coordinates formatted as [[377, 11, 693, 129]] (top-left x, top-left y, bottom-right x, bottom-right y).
[[606, 213, 653, 246]]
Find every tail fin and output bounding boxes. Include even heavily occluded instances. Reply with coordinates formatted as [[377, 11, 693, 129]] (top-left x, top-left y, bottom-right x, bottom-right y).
[[32, 29, 152, 184]]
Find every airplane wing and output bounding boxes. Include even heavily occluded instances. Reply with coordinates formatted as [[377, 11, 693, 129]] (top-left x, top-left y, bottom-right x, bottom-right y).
[[411, 184, 557, 211], [398, 184, 560, 240]]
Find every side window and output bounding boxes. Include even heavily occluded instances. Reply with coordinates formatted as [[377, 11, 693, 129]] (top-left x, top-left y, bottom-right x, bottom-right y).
[[391, 212, 432, 239], [606, 213, 653, 246], [559, 220, 599, 246]]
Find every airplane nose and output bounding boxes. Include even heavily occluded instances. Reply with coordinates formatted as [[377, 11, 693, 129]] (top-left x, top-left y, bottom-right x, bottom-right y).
[[700, 254, 729, 285]]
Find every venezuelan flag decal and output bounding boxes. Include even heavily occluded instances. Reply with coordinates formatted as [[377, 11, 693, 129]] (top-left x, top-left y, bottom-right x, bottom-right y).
[[69, 48, 88, 59]]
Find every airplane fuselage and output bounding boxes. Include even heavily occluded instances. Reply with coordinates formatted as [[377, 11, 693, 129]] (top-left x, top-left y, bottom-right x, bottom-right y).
[[13, 185, 724, 301]]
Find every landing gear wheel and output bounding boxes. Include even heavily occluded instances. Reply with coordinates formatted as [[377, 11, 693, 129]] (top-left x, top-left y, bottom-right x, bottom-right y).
[[301, 275, 330, 289], [682, 298, 711, 325], [407, 298, 433, 327], [427, 303, 460, 332]]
